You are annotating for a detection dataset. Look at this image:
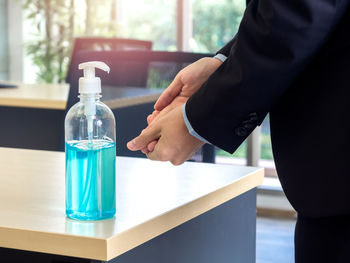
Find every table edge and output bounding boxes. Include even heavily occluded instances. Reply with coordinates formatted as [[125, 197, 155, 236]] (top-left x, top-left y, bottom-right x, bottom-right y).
[[0, 147, 264, 261], [0, 98, 67, 110], [104, 93, 161, 109], [105, 168, 264, 260]]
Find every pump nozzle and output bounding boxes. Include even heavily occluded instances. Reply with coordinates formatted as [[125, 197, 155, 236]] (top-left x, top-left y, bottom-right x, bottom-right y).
[[78, 61, 110, 94], [78, 61, 110, 141], [79, 61, 110, 76]]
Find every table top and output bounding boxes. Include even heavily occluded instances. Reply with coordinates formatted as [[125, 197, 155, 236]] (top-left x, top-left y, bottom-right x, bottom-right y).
[[0, 147, 264, 261], [0, 81, 69, 110], [0, 81, 161, 110], [100, 85, 162, 109]]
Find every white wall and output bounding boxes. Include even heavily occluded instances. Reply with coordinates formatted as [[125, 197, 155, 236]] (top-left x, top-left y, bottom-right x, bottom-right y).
[[7, 0, 23, 81], [0, 0, 8, 80]]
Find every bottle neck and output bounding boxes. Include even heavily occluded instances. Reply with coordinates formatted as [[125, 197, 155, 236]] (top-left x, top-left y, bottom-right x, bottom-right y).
[[79, 93, 101, 103]]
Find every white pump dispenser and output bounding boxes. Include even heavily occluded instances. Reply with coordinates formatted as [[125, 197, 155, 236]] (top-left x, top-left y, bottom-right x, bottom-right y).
[[78, 61, 110, 94], [65, 61, 116, 221], [78, 61, 110, 139]]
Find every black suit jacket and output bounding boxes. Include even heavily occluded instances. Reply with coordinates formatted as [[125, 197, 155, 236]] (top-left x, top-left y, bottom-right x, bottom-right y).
[[186, 0, 350, 217]]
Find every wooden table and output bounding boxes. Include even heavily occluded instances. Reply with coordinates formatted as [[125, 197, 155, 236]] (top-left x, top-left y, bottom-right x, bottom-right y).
[[0, 147, 263, 263], [0, 81, 161, 110], [0, 81, 69, 109]]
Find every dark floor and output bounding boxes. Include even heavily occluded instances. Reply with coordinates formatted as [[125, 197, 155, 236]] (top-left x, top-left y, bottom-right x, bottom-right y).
[[256, 216, 296, 263]]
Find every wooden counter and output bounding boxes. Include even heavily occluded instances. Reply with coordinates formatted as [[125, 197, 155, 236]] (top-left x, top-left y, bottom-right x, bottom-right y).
[[0, 81, 69, 110], [0, 147, 264, 262], [0, 81, 161, 110]]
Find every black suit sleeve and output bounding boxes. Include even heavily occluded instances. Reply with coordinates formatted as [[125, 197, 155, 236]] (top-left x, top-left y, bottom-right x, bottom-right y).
[[216, 36, 237, 57], [186, 0, 349, 153]]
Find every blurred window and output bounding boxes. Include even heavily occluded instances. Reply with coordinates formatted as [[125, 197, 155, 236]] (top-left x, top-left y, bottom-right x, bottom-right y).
[[191, 0, 245, 53], [118, 0, 177, 51], [260, 115, 277, 177]]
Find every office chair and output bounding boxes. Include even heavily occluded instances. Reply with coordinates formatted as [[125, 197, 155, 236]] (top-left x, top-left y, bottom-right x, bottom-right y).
[[66, 37, 153, 84]]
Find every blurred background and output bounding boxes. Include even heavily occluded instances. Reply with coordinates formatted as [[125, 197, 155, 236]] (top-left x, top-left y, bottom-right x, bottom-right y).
[[0, 0, 295, 263], [0, 0, 274, 175], [0, 1, 296, 262]]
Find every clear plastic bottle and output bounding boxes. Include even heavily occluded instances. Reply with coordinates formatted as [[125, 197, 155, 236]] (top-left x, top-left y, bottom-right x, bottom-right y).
[[65, 61, 116, 221]]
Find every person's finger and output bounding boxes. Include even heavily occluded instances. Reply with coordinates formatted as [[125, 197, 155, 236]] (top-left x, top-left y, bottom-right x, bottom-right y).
[[146, 138, 176, 162], [147, 111, 160, 126], [152, 110, 160, 119], [147, 114, 153, 125], [127, 125, 161, 151], [147, 140, 158, 152], [149, 106, 174, 128], [154, 75, 183, 111], [141, 147, 149, 154], [140, 129, 151, 153]]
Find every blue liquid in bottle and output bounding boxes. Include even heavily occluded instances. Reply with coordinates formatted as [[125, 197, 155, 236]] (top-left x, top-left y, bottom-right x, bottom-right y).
[[65, 139, 116, 220]]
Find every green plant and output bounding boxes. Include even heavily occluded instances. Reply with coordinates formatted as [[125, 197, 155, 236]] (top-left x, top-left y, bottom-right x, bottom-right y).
[[23, 0, 75, 83], [22, 0, 117, 83], [192, 0, 245, 53]]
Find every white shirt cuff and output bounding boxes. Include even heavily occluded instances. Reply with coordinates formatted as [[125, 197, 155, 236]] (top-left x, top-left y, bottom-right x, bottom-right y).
[[214, 53, 228, 63], [182, 103, 211, 144]]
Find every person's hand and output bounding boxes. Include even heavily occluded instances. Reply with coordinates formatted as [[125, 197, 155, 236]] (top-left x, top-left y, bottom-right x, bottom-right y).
[[140, 57, 222, 154], [127, 105, 204, 165], [148, 57, 223, 124], [140, 95, 187, 155]]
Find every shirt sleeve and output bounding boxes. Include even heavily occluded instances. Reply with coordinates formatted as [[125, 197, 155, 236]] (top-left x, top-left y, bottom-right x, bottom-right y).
[[216, 35, 238, 57], [182, 103, 211, 144], [214, 54, 228, 63]]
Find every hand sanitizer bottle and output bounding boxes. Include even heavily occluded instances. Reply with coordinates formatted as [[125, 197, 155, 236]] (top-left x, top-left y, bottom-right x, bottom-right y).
[[65, 61, 116, 221]]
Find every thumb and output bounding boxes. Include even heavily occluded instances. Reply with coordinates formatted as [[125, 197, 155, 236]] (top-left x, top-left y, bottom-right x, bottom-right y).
[[127, 125, 161, 151]]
